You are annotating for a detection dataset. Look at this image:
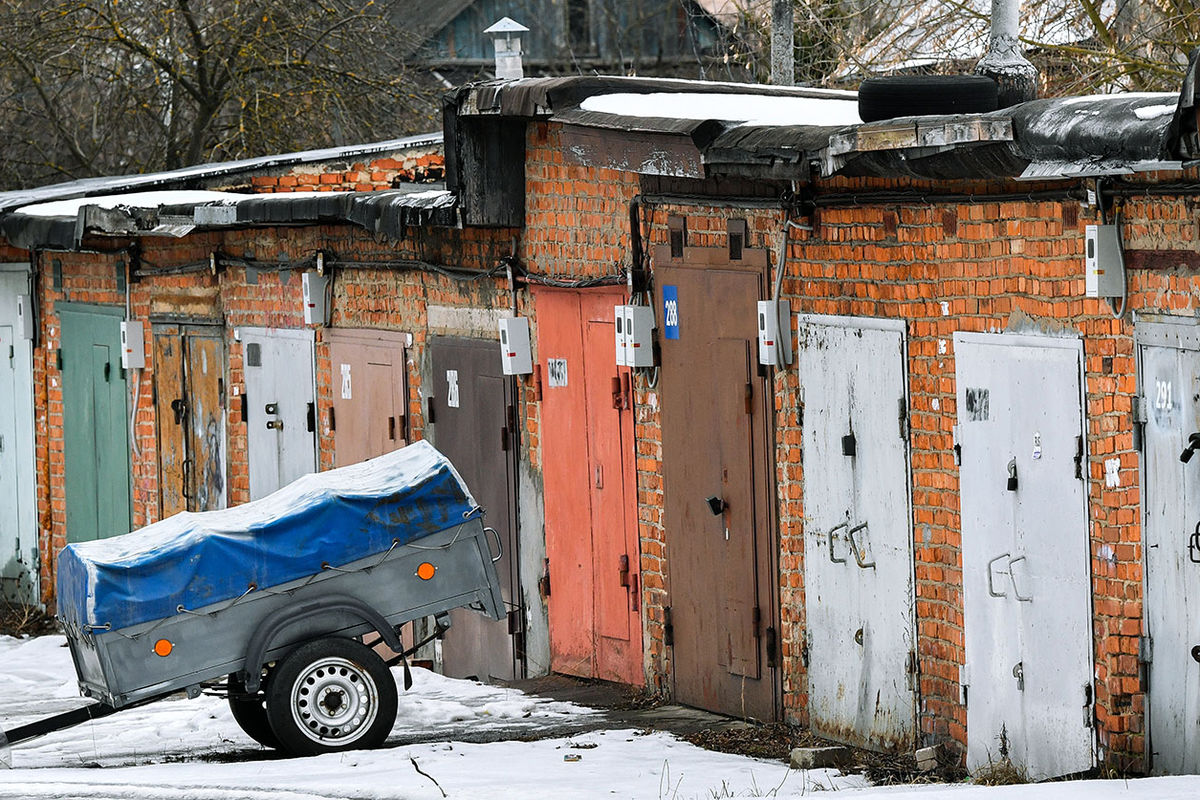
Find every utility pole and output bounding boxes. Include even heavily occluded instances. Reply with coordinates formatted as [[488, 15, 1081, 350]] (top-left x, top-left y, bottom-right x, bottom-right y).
[[771, 0, 794, 86]]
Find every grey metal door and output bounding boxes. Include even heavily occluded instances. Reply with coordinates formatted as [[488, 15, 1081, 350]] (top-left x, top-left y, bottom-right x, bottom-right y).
[[429, 337, 519, 682], [0, 269, 35, 602], [1139, 323, 1200, 774], [956, 333, 1094, 779], [241, 328, 317, 500], [797, 314, 917, 751]]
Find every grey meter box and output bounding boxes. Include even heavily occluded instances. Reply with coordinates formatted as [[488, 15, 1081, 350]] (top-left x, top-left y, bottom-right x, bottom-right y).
[[1084, 224, 1123, 298]]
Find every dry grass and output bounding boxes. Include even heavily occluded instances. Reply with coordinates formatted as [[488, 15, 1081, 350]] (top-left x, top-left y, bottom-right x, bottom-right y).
[[972, 757, 1029, 786], [0, 598, 56, 637]]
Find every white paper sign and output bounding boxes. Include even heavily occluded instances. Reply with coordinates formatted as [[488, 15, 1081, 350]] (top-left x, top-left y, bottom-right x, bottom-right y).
[[447, 370, 460, 408], [547, 358, 568, 387], [340, 363, 352, 400]]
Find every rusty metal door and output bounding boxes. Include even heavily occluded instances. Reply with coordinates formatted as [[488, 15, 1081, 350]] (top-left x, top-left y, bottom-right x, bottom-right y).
[[429, 337, 519, 681], [241, 328, 316, 500], [538, 288, 642, 685], [153, 324, 227, 515], [956, 333, 1094, 780], [328, 329, 409, 467], [1138, 322, 1200, 774], [656, 261, 777, 721], [797, 314, 916, 751]]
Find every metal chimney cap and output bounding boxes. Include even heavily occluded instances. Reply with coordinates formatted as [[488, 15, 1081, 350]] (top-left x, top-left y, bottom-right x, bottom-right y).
[[484, 17, 529, 35]]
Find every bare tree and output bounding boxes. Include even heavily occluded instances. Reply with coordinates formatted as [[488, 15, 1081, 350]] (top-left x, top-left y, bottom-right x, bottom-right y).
[[0, 0, 443, 190]]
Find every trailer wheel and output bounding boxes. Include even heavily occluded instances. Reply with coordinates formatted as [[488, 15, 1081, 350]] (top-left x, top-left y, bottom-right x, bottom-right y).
[[227, 672, 281, 749], [265, 637, 397, 756]]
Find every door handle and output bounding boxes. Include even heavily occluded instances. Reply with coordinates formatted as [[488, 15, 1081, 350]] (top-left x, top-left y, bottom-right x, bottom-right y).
[[181, 457, 192, 501], [595, 465, 603, 489], [987, 552, 1011, 598], [847, 522, 876, 569], [1181, 432, 1200, 463], [827, 521, 848, 564], [1189, 522, 1200, 564], [1008, 555, 1033, 601]]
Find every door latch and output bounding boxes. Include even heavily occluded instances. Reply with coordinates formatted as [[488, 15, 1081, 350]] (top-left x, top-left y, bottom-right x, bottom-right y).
[[170, 398, 187, 425], [266, 419, 284, 430], [1012, 661, 1024, 691], [264, 403, 279, 415], [1190, 522, 1200, 564], [618, 554, 630, 588], [1006, 458, 1018, 491]]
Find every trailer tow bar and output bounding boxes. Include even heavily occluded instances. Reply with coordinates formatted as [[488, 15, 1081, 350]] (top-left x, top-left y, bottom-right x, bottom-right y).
[[1, 694, 167, 768]]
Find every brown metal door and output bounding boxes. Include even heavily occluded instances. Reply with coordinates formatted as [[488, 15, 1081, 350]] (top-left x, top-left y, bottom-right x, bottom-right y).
[[153, 324, 226, 517], [656, 262, 777, 720], [538, 289, 643, 685], [429, 337, 519, 681], [328, 330, 409, 467]]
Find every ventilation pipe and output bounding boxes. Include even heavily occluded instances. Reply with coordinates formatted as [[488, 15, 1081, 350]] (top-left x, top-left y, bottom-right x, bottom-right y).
[[974, 0, 1038, 107], [770, 0, 794, 86], [485, 17, 529, 80]]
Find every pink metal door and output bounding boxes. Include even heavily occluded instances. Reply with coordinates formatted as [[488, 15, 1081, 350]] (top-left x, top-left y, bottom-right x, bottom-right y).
[[538, 288, 643, 685]]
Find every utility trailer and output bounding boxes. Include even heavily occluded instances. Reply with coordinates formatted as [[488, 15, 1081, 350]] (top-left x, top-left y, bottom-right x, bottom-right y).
[[1, 441, 504, 762]]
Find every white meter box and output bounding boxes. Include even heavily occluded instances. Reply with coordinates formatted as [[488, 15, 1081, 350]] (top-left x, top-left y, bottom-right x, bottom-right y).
[[302, 271, 329, 325], [756, 299, 791, 365], [614, 305, 655, 367], [1084, 224, 1123, 298], [498, 316, 533, 375], [120, 320, 146, 369]]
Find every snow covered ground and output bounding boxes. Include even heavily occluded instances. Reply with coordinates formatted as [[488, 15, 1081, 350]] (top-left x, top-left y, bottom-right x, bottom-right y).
[[1, 635, 1198, 799]]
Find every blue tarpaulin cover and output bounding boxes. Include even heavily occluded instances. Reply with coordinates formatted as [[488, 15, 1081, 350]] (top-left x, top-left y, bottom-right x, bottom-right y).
[[57, 441, 480, 633]]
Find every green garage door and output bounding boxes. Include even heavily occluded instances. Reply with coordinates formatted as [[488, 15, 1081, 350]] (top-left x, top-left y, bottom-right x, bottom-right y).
[[59, 305, 131, 543]]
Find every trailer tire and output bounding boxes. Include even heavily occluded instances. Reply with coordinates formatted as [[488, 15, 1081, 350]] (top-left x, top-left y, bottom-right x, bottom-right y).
[[227, 673, 281, 750], [265, 637, 397, 756]]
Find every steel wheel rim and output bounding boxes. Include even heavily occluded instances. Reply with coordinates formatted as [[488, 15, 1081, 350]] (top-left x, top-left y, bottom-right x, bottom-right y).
[[289, 656, 379, 746]]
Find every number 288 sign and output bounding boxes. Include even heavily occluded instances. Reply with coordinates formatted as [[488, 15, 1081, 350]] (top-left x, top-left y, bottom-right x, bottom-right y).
[[663, 285, 680, 340]]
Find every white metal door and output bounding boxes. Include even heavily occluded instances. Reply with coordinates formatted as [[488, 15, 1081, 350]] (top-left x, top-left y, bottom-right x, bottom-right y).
[[798, 314, 917, 751], [0, 269, 36, 604], [1139, 325, 1200, 774], [242, 328, 317, 500], [956, 333, 1094, 779]]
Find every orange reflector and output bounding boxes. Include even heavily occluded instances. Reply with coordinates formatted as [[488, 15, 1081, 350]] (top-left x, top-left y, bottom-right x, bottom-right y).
[[416, 562, 436, 581], [153, 639, 173, 657]]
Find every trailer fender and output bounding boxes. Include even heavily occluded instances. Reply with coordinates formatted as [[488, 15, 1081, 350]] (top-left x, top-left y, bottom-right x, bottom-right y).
[[240, 593, 403, 692]]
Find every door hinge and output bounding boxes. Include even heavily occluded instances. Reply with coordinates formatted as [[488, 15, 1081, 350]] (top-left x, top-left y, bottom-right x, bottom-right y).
[[744, 382, 753, 415], [952, 423, 962, 465], [501, 425, 510, 451], [898, 397, 909, 440], [906, 649, 918, 691], [765, 626, 778, 668], [55, 349, 63, 371], [751, 605, 762, 638], [388, 416, 396, 441], [664, 606, 674, 647], [328, 404, 335, 431], [240, 393, 249, 424], [426, 396, 436, 425], [307, 402, 316, 434], [1131, 396, 1148, 452], [1083, 683, 1094, 729], [506, 608, 523, 635], [1074, 435, 1085, 480], [1139, 635, 1153, 664], [103, 361, 111, 382]]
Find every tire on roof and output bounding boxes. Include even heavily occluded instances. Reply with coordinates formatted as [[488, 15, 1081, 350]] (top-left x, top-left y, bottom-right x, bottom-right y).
[[857, 75, 999, 123]]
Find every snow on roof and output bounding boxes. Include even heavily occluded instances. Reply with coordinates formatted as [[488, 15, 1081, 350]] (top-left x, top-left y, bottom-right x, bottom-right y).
[[14, 190, 355, 218], [0, 132, 441, 214], [580, 92, 862, 127]]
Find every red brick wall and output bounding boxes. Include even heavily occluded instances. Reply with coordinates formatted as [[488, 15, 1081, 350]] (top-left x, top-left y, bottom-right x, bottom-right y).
[[241, 149, 444, 193]]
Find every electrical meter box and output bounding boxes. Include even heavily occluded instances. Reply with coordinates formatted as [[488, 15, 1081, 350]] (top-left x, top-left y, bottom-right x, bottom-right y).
[[1085, 224, 1123, 298], [615, 305, 655, 367], [756, 299, 791, 365], [15, 294, 33, 340], [120, 320, 146, 369], [302, 271, 329, 325], [498, 316, 533, 375]]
